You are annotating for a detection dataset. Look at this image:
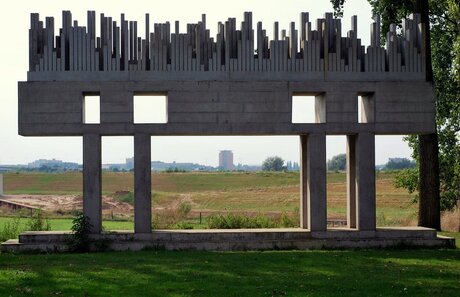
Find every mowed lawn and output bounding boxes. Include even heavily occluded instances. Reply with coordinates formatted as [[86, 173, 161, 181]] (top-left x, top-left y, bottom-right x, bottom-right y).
[[3, 171, 416, 224], [0, 247, 459, 297]]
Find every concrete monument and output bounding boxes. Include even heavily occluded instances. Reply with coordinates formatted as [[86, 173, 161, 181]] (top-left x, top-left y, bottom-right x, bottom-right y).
[[0, 173, 3, 196], [2, 11, 454, 251]]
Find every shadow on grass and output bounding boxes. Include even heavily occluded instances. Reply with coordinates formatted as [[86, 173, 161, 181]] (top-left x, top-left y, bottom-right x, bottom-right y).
[[0, 249, 459, 297]]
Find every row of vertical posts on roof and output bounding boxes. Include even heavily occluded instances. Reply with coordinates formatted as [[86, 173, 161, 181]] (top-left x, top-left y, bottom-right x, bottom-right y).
[[29, 11, 424, 74]]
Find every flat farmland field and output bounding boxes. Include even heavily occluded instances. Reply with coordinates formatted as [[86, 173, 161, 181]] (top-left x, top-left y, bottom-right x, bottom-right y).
[[2, 171, 416, 226]]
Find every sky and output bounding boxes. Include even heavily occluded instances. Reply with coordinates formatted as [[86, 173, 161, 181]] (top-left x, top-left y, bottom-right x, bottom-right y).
[[0, 0, 413, 167]]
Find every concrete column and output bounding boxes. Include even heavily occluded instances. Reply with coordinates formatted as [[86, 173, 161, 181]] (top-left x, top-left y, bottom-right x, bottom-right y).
[[83, 133, 102, 234], [346, 135, 357, 228], [0, 173, 3, 196], [134, 133, 152, 233], [307, 133, 327, 231], [356, 132, 376, 231], [299, 135, 308, 229]]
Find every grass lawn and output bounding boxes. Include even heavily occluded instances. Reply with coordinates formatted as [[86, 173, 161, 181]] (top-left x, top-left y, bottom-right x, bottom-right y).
[[0, 248, 458, 297]]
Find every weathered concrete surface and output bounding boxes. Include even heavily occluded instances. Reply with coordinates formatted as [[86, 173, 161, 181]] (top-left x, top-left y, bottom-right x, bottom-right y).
[[28, 12, 425, 78], [134, 133, 152, 233], [83, 134, 102, 233], [0, 173, 3, 196], [307, 133, 327, 231], [18, 81, 436, 136], [18, 11, 438, 246], [0, 228, 455, 253], [356, 133, 376, 231]]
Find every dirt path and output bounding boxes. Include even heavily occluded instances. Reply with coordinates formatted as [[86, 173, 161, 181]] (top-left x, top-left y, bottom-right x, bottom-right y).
[[0, 195, 133, 214]]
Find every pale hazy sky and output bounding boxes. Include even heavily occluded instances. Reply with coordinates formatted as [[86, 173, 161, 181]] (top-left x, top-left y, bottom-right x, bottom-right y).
[[0, 0, 413, 166]]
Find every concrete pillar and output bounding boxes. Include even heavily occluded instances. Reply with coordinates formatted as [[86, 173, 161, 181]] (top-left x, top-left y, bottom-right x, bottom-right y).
[[83, 133, 102, 234], [134, 133, 152, 233], [307, 133, 327, 231], [346, 135, 357, 228], [299, 135, 308, 229], [0, 173, 3, 196], [356, 132, 376, 231]]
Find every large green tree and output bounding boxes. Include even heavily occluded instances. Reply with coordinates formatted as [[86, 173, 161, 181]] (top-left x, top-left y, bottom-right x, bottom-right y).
[[262, 156, 285, 171], [327, 154, 347, 171], [330, 0, 460, 229]]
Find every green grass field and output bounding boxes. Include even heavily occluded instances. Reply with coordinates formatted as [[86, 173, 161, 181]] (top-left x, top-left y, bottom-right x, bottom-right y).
[[2, 171, 417, 225], [0, 248, 458, 297]]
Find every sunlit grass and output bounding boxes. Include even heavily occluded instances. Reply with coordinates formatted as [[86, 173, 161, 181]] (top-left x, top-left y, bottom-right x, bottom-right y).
[[0, 248, 458, 296]]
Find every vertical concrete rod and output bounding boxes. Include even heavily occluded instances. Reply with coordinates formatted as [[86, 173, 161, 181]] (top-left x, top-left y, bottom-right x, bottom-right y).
[[299, 135, 308, 229], [307, 133, 327, 231], [83, 133, 102, 234], [134, 133, 152, 233], [356, 132, 376, 231], [346, 135, 357, 228], [0, 173, 4, 196]]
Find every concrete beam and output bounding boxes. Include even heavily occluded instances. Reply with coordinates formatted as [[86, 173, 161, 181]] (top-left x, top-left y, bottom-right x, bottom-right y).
[[134, 133, 152, 233], [83, 133, 102, 234], [356, 132, 376, 231], [307, 133, 327, 231]]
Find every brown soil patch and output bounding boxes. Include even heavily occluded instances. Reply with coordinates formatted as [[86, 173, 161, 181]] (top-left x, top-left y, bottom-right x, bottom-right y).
[[0, 195, 133, 215]]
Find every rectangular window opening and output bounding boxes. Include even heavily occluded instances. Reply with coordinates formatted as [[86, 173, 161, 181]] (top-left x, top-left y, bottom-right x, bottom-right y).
[[150, 135, 301, 229], [134, 94, 168, 124], [358, 93, 374, 123], [292, 94, 325, 123], [83, 94, 100, 124], [375, 135, 416, 227], [102, 136, 134, 231]]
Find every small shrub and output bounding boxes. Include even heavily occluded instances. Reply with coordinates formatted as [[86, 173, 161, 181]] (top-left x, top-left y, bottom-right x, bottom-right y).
[[178, 202, 192, 218], [152, 201, 193, 229], [25, 210, 51, 231], [0, 216, 21, 242], [252, 215, 276, 228], [113, 191, 134, 205], [207, 213, 276, 229], [66, 212, 92, 252], [69, 209, 82, 217], [280, 212, 298, 228], [171, 222, 194, 229]]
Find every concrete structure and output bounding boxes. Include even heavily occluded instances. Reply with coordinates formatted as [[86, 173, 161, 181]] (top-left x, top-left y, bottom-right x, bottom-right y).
[[1, 228, 455, 252], [0, 173, 3, 196], [219, 150, 234, 171], [2, 11, 453, 251]]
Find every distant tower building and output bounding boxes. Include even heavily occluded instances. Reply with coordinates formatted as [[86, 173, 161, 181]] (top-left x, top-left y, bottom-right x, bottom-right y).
[[219, 150, 235, 171], [125, 157, 134, 170]]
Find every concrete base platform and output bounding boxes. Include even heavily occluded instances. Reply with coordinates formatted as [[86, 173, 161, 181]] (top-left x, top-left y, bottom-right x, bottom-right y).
[[1, 227, 455, 253]]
